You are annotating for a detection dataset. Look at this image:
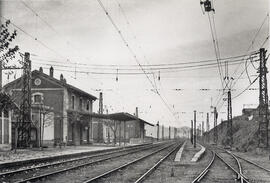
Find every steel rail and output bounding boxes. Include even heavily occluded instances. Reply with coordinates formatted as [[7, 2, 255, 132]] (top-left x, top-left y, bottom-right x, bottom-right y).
[[231, 153, 270, 173], [212, 146, 249, 182], [0, 143, 157, 177], [82, 143, 178, 183], [0, 142, 153, 169], [215, 152, 249, 183], [134, 143, 181, 183], [191, 150, 216, 183], [226, 150, 245, 183], [13, 143, 171, 183]]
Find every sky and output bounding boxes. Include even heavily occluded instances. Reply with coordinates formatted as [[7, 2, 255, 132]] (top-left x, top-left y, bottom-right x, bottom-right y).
[[1, 0, 269, 129]]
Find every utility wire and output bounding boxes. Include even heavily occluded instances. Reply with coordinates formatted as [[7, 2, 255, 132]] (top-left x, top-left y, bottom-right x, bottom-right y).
[[31, 52, 257, 68], [207, 12, 224, 89], [20, 0, 59, 35], [232, 75, 259, 99], [0, 15, 67, 59], [20, 0, 90, 65], [231, 52, 260, 90], [113, 0, 161, 102], [230, 13, 269, 88], [32, 57, 255, 71], [211, 13, 222, 65], [32, 58, 259, 75], [96, 0, 177, 120], [261, 35, 269, 48], [96, 0, 157, 91]]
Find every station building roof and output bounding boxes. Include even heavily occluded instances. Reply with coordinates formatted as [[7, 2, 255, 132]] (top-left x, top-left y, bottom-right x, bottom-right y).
[[90, 112, 154, 126]]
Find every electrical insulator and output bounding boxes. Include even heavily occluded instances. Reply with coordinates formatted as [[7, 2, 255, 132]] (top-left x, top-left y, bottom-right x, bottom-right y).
[[158, 71, 160, 81]]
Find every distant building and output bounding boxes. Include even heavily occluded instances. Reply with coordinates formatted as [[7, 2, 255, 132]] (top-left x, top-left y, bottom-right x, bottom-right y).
[[3, 67, 97, 147], [242, 108, 258, 117]]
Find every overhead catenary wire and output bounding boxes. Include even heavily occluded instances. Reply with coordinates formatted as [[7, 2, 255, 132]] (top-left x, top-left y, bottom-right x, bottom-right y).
[[113, 0, 161, 96], [20, 0, 59, 35], [32, 58, 260, 75], [231, 46, 266, 90], [20, 0, 93, 66], [0, 15, 67, 60], [30, 51, 258, 67], [232, 75, 259, 99], [95, 0, 177, 120], [32, 58, 253, 71], [95, 0, 157, 91], [19, 0, 109, 86], [207, 12, 224, 89], [230, 13, 269, 89], [260, 35, 269, 48], [211, 12, 268, 118], [211, 12, 222, 67]]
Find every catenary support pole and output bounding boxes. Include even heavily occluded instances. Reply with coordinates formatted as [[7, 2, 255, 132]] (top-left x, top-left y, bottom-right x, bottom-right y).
[[258, 48, 269, 148], [194, 110, 197, 148]]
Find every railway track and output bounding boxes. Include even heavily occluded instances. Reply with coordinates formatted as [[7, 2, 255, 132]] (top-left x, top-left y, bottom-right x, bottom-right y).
[[82, 141, 182, 183], [0, 143, 153, 171], [192, 146, 249, 183], [230, 151, 270, 183], [14, 141, 181, 183], [192, 145, 270, 183], [191, 150, 216, 183], [0, 142, 169, 183], [0, 143, 155, 175], [134, 143, 179, 183]]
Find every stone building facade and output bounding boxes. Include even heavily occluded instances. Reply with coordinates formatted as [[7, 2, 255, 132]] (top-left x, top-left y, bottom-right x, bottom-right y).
[[3, 67, 97, 146], [0, 92, 17, 150]]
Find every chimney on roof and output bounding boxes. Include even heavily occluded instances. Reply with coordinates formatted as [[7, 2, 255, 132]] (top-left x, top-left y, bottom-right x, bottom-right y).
[[49, 66, 54, 77], [60, 74, 64, 81], [99, 92, 103, 114], [39, 67, 43, 73], [135, 107, 138, 117]]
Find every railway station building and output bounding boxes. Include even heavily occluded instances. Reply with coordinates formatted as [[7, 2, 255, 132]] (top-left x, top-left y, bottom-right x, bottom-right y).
[[3, 66, 155, 148], [90, 112, 154, 145], [3, 67, 97, 147]]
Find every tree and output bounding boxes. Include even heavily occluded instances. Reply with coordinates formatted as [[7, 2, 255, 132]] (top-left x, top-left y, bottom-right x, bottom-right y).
[[0, 19, 19, 87], [103, 119, 119, 145]]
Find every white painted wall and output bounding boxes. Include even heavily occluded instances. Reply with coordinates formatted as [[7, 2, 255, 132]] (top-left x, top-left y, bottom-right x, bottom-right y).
[[43, 112, 54, 140]]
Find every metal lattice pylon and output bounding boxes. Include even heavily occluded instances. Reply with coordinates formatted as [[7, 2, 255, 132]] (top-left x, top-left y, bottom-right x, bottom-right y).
[[258, 48, 269, 148], [17, 52, 32, 148]]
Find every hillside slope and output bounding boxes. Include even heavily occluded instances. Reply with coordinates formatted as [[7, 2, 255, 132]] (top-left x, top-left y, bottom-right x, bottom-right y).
[[207, 109, 260, 151]]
